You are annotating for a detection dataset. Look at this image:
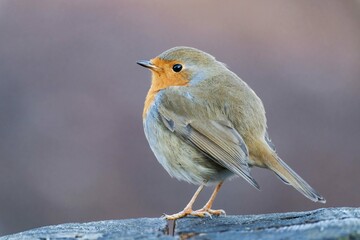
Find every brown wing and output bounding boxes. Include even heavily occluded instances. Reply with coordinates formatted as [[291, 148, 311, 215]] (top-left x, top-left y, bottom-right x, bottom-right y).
[[158, 94, 260, 189]]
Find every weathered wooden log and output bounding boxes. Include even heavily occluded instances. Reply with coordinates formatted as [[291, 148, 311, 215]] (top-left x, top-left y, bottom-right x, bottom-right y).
[[1, 208, 359, 239]]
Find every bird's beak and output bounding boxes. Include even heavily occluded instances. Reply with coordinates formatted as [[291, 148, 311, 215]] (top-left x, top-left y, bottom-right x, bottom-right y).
[[137, 60, 159, 70]]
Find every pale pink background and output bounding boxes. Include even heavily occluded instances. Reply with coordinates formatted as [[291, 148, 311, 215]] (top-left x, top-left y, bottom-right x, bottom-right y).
[[0, 0, 359, 235]]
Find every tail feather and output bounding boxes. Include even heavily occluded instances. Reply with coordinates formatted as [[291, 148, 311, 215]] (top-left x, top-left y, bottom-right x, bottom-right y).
[[268, 155, 326, 203]]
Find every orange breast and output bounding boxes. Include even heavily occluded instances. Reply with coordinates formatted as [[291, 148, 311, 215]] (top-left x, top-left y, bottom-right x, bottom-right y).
[[142, 57, 189, 118], [143, 88, 158, 118]]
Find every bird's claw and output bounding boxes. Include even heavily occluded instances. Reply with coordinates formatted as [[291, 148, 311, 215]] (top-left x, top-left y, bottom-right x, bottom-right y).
[[206, 208, 226, 216], [162, 209, 192, 220], [194, 208, 226, 217], [192, 210, 212, 218], [162, 208, 226, 220]]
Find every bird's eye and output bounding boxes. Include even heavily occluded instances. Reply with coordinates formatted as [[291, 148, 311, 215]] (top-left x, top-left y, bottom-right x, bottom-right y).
[[172, 64, 183, 72]]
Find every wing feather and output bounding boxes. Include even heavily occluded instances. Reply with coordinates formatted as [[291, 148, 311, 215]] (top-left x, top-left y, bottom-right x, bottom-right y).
[[158, 100, 259, 189]]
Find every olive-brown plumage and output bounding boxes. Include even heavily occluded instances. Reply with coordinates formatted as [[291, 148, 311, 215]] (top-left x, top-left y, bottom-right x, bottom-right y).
[[137, 47, 325, 220]]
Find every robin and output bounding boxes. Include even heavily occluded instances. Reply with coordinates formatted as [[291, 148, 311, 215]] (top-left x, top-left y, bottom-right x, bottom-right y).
[[137, 47, 325, 220]]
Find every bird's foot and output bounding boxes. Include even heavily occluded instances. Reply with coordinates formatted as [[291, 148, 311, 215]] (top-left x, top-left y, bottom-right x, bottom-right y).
[[194, 208, 226, 218], [163, 208, 212, 220], [163, 208, 225, 220]]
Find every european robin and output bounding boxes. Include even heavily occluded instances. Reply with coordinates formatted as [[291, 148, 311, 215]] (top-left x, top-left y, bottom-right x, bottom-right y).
[[137, 47, 325, 220]]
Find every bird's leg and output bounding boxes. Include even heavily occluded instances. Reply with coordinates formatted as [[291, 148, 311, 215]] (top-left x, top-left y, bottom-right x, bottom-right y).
[[194, 181, 226, 216], [163, 184, 210, 220]]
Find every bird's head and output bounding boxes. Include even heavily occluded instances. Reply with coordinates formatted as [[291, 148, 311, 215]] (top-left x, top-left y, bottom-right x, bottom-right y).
[[137, 47, 226, 90]]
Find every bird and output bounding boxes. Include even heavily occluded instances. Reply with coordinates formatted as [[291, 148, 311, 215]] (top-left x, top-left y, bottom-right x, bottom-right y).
[[137, 46, 326, 220]]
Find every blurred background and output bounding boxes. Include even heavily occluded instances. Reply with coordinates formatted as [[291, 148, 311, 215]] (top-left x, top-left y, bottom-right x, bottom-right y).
[[0, 0, 359, 236]]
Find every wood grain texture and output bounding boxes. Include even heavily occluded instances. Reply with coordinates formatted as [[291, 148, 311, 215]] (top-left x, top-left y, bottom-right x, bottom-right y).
[[1, 208, 359, 240]]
